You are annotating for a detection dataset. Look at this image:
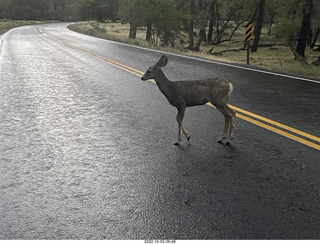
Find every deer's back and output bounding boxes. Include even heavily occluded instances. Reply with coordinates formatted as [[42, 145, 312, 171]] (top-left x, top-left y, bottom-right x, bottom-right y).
[[171, 78, 230, 106]]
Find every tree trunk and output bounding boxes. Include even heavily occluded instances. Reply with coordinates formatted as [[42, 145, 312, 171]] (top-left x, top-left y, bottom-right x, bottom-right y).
[[183, 20, 189, 32], [207, 0, 216, 42], [187, 0, 195, 50], [146, 23, 152, 42], [267, 12, 275, 36], [290, 43, 308, 64], [312, 0, 320, 28], [198, 0, 203, 11], [296, 3, 312, 58], [311, 0, 320, 65], [200, 28, 206, 43], [195, 29, 206, 51], [188, 22, 194, 50], [97, 10, 104, 23], [215, 16, 230, 44], [214, 2, 220, 44], [310, 28, 319, 49], [251, 0, 266, 52], [129, 24, 137, 39], [244, 3, 259, 49]]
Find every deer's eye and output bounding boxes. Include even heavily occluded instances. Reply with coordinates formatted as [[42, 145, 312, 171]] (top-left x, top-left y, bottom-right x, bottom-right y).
[[147, 70, 151, 73]]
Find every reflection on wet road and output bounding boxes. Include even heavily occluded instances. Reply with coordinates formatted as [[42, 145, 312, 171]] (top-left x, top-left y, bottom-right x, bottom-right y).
[[0, 23, 320, 239]]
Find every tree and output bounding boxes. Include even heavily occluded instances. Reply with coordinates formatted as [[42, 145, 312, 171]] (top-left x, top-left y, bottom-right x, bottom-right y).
[[79, 0, 110, 22], [194, 0, 209, 51], [118, 0, 148, 39], [310, 0, 320, 49], [312, 0, 320, 27], [295, 0, 312, 58], [251, 0, 266, 52], [47, 0, 81, 21], [187, 0, 195, 50], [207, 0, 217, 42], [5, 0, 49, 20], [0, 0, 11, 18], [149, 0, 182, 46], [212, 0, 250, 45], [107, 0, 120, 21], [119, 0, 181, 44], [274, 0, 314, 61], [176, 0, 254, 49]]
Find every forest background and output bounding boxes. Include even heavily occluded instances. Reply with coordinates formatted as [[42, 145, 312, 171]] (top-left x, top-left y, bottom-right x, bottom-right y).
[[0, 0, 320, 78]]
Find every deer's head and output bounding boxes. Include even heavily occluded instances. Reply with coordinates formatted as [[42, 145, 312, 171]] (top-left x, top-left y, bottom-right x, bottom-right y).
[[141, 55, 168, 81]]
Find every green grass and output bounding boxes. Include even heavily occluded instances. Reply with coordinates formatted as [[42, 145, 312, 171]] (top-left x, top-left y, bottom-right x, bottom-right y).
[[0, 19, 56, 35], [69, 21, 320, 80]]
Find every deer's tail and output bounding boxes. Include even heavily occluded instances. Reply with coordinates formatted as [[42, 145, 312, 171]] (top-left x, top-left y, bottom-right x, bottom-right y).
[[228, 82, 233, 99]]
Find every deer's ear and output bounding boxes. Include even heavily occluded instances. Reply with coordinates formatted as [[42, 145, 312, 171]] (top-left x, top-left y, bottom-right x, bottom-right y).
[[156, 55, 168, 68]]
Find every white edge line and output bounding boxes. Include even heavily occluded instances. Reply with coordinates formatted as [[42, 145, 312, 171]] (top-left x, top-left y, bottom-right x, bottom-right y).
[[115, 42, 320, 84], [65, 23, 320, 84], [0, 28, 16, 55]]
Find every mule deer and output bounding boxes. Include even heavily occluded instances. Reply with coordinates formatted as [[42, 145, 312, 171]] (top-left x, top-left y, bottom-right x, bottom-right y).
[[141, 55, 235, 145]]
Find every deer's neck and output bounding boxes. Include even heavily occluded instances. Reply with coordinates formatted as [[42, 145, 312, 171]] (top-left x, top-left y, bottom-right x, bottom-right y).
[[154, 69, 173, 98]]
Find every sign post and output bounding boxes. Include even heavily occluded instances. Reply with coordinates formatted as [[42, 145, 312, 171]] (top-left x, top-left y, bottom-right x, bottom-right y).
[[245, 21, 253, 65]]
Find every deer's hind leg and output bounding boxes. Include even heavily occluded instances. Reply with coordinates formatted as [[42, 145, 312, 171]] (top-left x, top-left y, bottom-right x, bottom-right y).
[[226, 105, 236, 144], [216, 104, 235, 144], [174, 105, 189, 145]]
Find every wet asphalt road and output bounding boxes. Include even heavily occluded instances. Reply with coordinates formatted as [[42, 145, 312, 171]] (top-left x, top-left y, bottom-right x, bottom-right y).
[[0, 23, 320, 240]]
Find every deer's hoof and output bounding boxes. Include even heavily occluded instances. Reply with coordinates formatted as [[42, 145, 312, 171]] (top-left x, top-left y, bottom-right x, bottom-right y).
[[187, 136, 191, 141], [218, 140, 223, 144], [174, 142, 180, 146]]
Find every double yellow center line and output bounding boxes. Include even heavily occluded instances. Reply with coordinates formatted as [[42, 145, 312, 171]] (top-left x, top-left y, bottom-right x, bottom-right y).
[[39, 27, 320, 151]]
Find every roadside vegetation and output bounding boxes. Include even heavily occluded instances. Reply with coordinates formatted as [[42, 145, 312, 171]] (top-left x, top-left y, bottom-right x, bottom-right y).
[[0, 19, 55, 35], [1, 0, 320, 79], [69, 21, 320, 79]]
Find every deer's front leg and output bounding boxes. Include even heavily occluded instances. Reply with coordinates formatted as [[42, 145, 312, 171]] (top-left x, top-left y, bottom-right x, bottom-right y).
[[174, 106, 186, 145], [182, 125, 190, 141]]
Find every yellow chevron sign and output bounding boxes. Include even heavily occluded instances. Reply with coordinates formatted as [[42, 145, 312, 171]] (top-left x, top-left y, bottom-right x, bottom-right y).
[[246, 21, 253, 41]]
